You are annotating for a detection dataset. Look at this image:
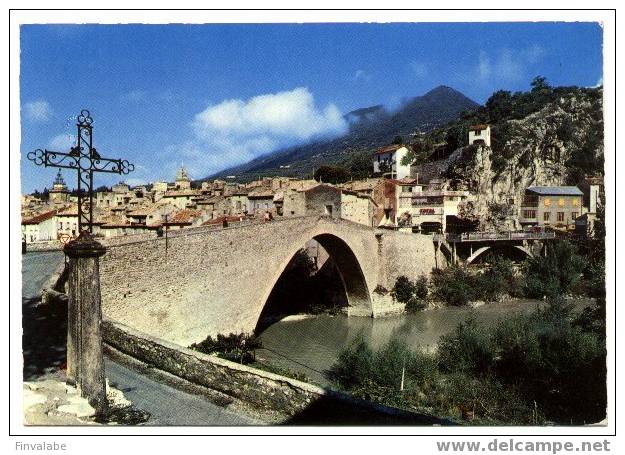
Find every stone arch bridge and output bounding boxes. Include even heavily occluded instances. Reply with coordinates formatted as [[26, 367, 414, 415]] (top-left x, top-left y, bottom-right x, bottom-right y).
[[99, 216, 436, 346]]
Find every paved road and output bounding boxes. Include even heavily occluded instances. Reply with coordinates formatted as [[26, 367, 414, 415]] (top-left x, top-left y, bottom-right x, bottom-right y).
[[21, 250, 64, 299], [105, 359, 260, 425], [22, 251, 260, 425]]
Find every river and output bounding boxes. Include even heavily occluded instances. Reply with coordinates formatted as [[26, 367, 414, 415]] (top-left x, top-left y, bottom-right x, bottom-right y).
[[255, 298, 591, 386]]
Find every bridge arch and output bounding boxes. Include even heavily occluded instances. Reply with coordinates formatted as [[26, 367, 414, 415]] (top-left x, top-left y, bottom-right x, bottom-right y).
[[465, 244, 532, 265], [254, 231, 372, 333]]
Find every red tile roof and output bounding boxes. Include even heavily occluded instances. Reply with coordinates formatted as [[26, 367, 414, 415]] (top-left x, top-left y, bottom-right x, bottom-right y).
[[469, 124, 489, 131], [168, 209, 201, 225], [22, 210, 57, 225], [373, 144, 402, 155]]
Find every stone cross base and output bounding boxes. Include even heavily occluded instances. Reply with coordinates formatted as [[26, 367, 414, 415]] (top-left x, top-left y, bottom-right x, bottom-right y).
[[64, 232, 107, 413]]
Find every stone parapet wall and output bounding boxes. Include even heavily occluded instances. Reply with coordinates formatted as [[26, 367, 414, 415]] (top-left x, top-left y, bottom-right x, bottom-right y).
[[102, 319, 447, 424], [102, 319, 322, 415]]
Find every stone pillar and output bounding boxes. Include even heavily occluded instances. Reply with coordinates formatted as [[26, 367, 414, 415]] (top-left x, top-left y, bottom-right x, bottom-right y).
[[64, 232, 107, 413]]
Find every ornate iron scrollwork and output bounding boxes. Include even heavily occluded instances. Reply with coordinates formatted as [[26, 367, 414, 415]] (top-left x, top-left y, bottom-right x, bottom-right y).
[[27, 109, 134, 234]]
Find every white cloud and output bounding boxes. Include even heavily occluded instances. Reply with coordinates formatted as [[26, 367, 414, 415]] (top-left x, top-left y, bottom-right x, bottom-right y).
[[48, 133, 75, 150], [23, 100, 52, 122], [120, 90, 147, 103], [172, 87, 347, 177], [193, 87, 345, 141], [410, 61, 428, 78], [475, 46, 545, 84], [478, 51, 492, 80], [353, 69, 371, 82]]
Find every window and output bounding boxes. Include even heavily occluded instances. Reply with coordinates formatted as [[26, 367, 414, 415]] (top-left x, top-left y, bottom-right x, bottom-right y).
[[474, 130, 481, 136], [523, 210, 536, 218], [325, 205, 333, 216], [402, 186, 412, 193], [572, 212, 579, 220], [557, 212, 565, 222], [543, 212, 550, 222]]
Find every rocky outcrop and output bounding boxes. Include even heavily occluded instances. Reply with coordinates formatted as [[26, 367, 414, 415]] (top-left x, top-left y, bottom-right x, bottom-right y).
[[446, 90, 603, 230]]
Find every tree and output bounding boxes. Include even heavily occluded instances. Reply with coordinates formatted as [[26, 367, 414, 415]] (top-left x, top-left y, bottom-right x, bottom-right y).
[[530, 76, 551, 93], [523, 241, 585, 299], [392, 135, 403, 145], [342, 153, 373, 179], [485, 90, 513, 123], [314, 165, 351, 184]]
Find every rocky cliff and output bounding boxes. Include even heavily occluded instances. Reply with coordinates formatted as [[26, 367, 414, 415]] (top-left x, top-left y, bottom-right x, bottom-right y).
[[444, 88, 603, 230]]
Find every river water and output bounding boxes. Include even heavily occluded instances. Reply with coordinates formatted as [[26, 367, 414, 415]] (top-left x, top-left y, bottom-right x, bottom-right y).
[[256, 299, 591, 386]]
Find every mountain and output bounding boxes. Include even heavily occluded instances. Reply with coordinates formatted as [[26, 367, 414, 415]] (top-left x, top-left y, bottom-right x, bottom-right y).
[[207, 86, 480, 181]]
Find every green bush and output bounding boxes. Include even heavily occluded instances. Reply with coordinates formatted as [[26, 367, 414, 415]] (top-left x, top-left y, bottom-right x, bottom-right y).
[[523, 241, 585, 299], [474, 256, 519, 301], [405, 296, 427, 312], [431, 266, 475, 306], [189, 332, 262, 364], [438, 317, 496, 375], [329, 336, 438, 393], [432, 373, 544, 425], [391, 275, 429, 312], [392, 276, 415, 303], [493, 301, 606, 423], [414, 275, 429, 299]]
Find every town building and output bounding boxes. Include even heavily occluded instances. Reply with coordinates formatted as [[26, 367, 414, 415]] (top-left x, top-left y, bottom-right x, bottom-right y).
[[226, 189, 249, 215], [372, 144, 413, 179], [341, 190, 377, 226], [397, 184, 470, 233], [174, 166, 192, 190], [152, 181, 169, 193], [161, 189, 202, 210], [55, 205, 79, 238], [21, 210, 57, 243], [165, 208, 203, 230], [48, 170, 70, 204], [519, 186, 584, 230], [468, 124, 491, 147], [247, 189, 276, 216], [283, 183, 342, 218]]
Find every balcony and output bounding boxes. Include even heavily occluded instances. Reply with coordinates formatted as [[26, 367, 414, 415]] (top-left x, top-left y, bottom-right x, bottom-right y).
[[521, 196, 539, 207]]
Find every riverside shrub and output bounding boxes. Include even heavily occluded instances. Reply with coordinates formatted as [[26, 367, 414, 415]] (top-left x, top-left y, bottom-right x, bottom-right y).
[[523, 241, 585, 299], [438, 317, 496, 375], [189, 333, 262, 364], [330, 298, 606, 424], [430, 266, 475, 306], [392, 275, 429, 312]]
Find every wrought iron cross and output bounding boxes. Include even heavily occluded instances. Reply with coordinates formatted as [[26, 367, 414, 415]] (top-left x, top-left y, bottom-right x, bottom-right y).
[[27, 109, 134, 234]]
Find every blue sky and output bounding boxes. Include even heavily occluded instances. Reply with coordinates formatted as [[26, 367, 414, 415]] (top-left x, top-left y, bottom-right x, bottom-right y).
[[20, 22, 603, 193]]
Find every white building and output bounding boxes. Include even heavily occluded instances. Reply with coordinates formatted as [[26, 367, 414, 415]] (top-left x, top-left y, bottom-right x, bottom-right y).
[[372, 145, 412, 179], [21, 210, 57, 243], [468, 124, 491, 147]]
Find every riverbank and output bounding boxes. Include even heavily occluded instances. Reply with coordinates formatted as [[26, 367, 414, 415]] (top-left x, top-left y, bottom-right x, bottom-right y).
[[255, 297, 593, 387]]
